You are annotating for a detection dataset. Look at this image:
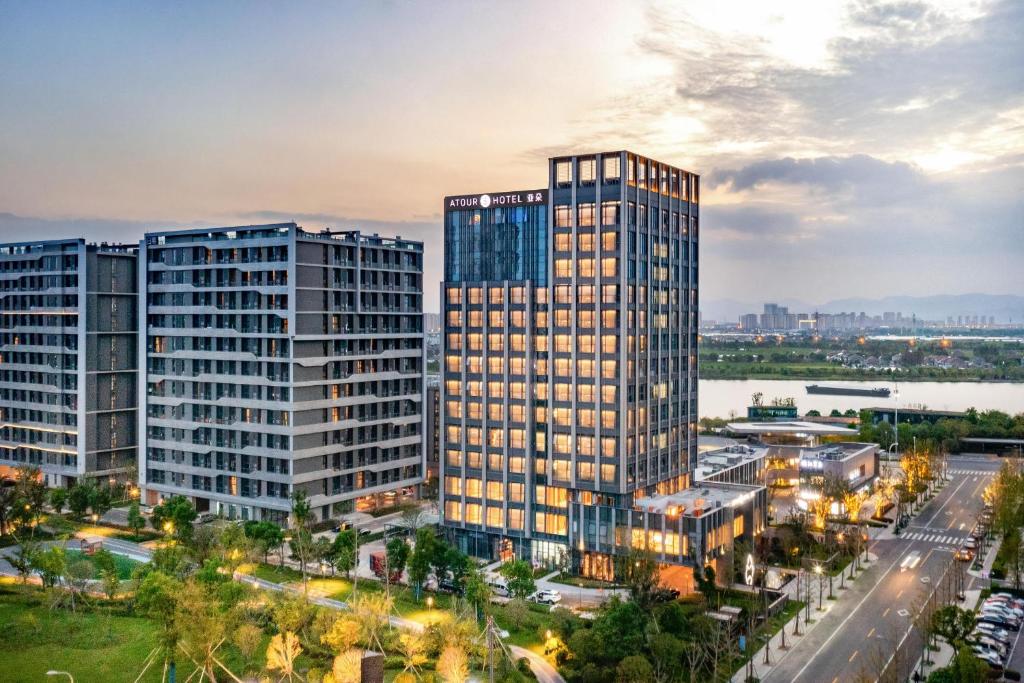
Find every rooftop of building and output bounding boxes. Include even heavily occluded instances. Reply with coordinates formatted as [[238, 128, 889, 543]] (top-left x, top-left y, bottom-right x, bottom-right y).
[[0, 238, 137, 255], [695, 444, 768, 480], [797, 442, 878, 462], [866, 406, 967, 417], [145, 223, 422, 250], [636, 483, 762, 518], [725, 421, 858, 436]]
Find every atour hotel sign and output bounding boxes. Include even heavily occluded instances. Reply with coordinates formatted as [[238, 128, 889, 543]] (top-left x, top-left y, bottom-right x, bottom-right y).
[[445, 189, 547, 211]]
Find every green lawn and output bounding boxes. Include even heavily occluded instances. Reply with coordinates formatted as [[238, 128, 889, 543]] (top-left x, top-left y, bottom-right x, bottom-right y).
[[66, 549, 142, 580], [0, 586, 163, 683]]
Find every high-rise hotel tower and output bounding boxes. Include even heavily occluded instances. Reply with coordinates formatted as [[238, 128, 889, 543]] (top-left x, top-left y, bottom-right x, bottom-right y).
[[139, 224, 425, 524], [441, 152, 704, 578], [0, 239, 138, 487]]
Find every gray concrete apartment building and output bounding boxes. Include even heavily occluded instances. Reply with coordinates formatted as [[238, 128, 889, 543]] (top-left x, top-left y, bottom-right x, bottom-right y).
[[0, 239, 138, 487], [138, 223, 425, 524]]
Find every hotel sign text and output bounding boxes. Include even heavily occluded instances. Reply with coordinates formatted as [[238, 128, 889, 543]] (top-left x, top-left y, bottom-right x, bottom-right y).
[[445, 189, 547, 211]]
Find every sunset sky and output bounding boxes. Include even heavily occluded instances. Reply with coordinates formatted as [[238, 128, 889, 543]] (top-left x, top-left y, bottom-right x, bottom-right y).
[[1, 0, 1021, 311]]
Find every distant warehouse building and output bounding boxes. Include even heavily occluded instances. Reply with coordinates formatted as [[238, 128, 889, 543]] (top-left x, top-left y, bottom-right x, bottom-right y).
[[0, 239, 138, 488]]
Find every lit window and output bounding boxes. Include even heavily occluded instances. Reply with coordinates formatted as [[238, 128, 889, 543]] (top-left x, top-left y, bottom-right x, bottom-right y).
[[577, 384, 595, 403], [465, 503, 482, 524], [446, 287, 462, 305], [468, 310, 482, 327], [554, 285, 571, 304], [508, 508, 524, 530], [555, 160, 572, 187], [602, 385, 617, 404], [602, 310, 618, 328], [554, 205, 572, 227], [601, 201, 620, 226], [489, 287, 504, 305], [445, 501, 462, 522], [578, 310, 594, 329], [578, 203, 596, 227], [603, 155, 620, 183], [554, 233, 571, 252], [468, 287, 482, 305], [487, 481, 503, 501], [601, 257, 618, 277], [578, 233, 594, 252], [554, 259, 572, 278], [578, 462, 595, 480], [602, 231, 618, 252], [578, 359, 595, 377], [579, 157, 596, 186], [465, 478, 482, 498], [578, 285, 594, 304], [488, 310, 503, 328], [579, 335, 595, 353]]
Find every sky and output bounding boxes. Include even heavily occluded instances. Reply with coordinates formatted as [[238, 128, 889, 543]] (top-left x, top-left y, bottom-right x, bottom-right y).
[[0, 0, 1021, 313]]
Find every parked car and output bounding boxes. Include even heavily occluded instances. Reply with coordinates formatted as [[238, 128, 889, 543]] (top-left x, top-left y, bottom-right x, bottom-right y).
[[975, 636, 1008, 658], [974, 623, 1012, 643], [965, 538, 978, 550], [529, 589, 563, 605], [974, 629, 1013, 647], [972, 646, 1004, 668], [651, 587, 681, 603], [984, 600, 1024, 618], [437, 578, 464, 595], [978, 616, 1020, 632]]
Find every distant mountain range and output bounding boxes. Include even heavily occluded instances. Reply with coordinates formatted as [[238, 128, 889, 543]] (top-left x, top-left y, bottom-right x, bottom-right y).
[[702, 294, 1024, 324]]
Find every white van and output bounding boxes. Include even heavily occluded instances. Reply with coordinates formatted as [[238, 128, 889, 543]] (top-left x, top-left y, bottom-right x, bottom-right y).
[[486, 575, 510, 598]]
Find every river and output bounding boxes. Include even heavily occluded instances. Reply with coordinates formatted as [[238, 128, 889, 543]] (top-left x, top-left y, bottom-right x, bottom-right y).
[[698, 379, 1024, 419]]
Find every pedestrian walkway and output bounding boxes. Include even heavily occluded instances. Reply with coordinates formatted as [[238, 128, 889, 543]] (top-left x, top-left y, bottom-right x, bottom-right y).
[[900, 531, 968, 545], [949, 469, 996, 476]]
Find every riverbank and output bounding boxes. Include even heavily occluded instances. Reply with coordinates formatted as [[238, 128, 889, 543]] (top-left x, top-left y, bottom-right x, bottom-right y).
[[698, 378, 1024, 418], [700, 367, 1024, 382]]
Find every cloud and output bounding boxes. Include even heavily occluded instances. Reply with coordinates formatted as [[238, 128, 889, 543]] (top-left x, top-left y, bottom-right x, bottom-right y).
[[711, 155, 924, 194]]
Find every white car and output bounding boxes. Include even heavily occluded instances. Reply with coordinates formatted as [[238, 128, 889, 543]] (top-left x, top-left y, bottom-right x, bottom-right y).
[[529, 589, 562, 605], [974, 624, 1011, 643], [972, 645, 1003, 667]]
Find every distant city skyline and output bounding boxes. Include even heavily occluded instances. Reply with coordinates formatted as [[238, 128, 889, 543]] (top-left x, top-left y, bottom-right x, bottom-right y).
[[1, 0, 1021, 312]]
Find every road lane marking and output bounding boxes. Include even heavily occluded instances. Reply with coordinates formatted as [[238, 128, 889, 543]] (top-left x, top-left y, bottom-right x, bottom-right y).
[[923, 475, 971, 526], [882, 608, 890, 617], [849, 650, 859, 663], [896, 590, 904, 599], [790, 543, 921, 682], [868, 628, 875, 637]]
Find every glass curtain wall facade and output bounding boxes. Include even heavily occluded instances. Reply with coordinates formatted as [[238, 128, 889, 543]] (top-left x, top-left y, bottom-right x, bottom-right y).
[[0, 239, 138, 487], [139, 224, 425, 524], [441, 153, 700, 576]]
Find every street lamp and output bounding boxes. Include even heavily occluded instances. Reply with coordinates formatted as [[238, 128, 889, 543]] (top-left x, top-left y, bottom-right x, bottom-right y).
[[426, 596, 434, 610], [46, 672, 74, 683]]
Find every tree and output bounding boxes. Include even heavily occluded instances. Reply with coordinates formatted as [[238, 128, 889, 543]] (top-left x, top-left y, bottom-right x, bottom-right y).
[[437, 643, 469, 683], [243, 520, 284, 565], [49, 487, 68, 516], [88, 485, 112, 520], [67, 484, 92, 519], [136, 570, 184, 683], [266, 631, 303, 683], [63, 556, 95, 612], [150, 495, 198, 544], [616, 655, 655, 683], [9, 540, 35, 584], [499, 559, 536, 600], [31, 545, 66, 589], [408, 527, 435, 600], [386, 536, 411, 589], [648, 633, 684, 683], [332, 529, 358, 577], [14, 467, 47, 529], [93, 548, 121, 600], [400, 506, 425, 536], [931, 606, 975, 647], [463, 566, 492, 621], [127, 501, 145, 540], [289, 490, 313, 593], [614, 548, 660, 610]]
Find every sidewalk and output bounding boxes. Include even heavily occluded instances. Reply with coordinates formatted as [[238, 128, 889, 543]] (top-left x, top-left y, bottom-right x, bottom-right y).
[[908, 588, 983, 679], [731, 553, 880, 683]]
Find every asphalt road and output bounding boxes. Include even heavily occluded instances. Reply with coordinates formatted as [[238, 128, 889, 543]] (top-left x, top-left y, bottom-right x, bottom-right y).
[[763, 456, 1001, 683]]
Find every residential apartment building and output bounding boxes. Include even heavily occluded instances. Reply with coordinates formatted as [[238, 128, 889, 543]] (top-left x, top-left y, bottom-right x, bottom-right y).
[[139, 224, 424, 524], [0, 239, 138, 487], [441, 152, 726, 581]]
